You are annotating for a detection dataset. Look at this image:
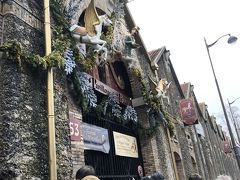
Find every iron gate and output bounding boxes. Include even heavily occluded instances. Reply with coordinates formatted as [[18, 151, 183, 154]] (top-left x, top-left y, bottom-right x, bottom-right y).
[[83, 115, 144, 180]]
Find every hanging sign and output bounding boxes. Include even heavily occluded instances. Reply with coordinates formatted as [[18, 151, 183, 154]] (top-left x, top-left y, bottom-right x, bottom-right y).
[[93, 77, 132, 105], [195, 123, 205, 137], [93, 78, 118, 96], [179, 98, 198, 125], [82, 123, 110, 153], [223, 140, 232, 154], [69, 110, 82, 141], [113, 131, 138, 158]]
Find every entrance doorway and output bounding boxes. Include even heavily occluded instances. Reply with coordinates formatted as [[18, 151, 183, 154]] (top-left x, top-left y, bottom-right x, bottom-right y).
[[83, 115, 144, 180]]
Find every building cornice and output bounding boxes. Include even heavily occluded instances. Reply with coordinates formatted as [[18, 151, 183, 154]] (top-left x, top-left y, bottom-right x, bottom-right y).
[[1, 0, 43, 32]]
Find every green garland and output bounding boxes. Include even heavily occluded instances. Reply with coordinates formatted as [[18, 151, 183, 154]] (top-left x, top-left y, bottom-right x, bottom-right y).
[[0, 0, 97, 71], [0, 39, 67, 70], [70, 70, 138, 130], [0, 41, 62, 69]]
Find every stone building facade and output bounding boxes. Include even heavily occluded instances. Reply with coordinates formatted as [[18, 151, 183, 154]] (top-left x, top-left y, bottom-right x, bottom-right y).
[[0, 0, 239, 180], [181, 82, 240, 179]]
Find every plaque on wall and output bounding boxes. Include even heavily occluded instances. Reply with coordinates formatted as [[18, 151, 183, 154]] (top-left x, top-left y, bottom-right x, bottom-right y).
[[69, 110, 82, 141], [94, 78, 119, 97], [113, 131, 138, 158]]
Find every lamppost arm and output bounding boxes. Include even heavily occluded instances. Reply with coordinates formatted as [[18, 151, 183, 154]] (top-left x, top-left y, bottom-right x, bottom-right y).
[[206, 34, 230, 48], [229, 97, 240, 105]]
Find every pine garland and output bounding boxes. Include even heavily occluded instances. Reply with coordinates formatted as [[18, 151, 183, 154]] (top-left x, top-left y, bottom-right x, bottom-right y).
[[0, 0, 97, 72], [70, 70, 138, 126]]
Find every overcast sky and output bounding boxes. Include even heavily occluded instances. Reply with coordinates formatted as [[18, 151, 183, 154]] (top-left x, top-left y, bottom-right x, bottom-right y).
[[128, 0, 240, 125]]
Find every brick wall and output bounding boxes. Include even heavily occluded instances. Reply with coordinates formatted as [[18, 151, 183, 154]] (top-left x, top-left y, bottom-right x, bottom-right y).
[[199, 104, 240, 179], [156, 126, 176, 179], [0, 1, 72, 179], [136, 106, 160, 175]]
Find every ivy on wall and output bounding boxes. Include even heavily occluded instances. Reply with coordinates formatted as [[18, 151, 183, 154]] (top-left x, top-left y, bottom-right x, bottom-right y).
[[133, 69, 175, 137], [0, 0, 96, 72]]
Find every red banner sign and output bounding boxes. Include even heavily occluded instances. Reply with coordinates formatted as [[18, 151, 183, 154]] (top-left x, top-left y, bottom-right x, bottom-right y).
[[179, 98, 197, 125]]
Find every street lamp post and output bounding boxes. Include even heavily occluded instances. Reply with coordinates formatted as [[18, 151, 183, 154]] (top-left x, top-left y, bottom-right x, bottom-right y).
[[228, 97, 240, 144], [204, 34, 240, 170]]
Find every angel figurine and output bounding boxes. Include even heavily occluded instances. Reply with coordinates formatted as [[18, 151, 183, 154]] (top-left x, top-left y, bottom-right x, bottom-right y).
[[148, 76, 172, 104]]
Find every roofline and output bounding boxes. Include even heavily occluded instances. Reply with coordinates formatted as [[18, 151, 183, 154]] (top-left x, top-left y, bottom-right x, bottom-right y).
[[150, 46, 166, 70], [167, 54, 185, 98]]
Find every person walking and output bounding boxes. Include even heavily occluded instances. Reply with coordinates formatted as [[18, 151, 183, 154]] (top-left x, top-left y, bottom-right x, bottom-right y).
[[76, 165, 100, 180]]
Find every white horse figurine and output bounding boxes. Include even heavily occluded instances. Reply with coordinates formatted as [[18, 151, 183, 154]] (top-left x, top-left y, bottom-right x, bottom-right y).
[[70, 14, 112, 64], [182, 102, 192, 113]]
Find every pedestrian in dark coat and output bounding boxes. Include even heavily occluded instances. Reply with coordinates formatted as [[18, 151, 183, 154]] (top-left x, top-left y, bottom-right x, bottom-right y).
[[76, 165, 100, 180]]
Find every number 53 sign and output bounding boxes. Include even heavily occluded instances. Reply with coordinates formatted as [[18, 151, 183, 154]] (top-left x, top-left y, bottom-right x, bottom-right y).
[[69, 119, 81, 141]]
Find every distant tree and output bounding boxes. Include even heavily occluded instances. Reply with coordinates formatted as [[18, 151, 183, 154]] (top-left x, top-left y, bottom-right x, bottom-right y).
[[228, 105, 240, 144], [214, 104, 240, 143], [229, 105, 240, 122]]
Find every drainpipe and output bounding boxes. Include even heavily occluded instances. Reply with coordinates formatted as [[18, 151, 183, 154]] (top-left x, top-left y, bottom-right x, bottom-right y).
[[166, 128, 180, 180], [193, 125, 208, 179], [1, 0, 5, 45], [43, 0, 57, 179]]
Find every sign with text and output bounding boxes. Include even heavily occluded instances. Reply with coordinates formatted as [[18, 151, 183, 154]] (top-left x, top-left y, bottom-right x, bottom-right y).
[[179, 98, 198, 125], [113, 131, 138, 158], [69, 111, 82, 141], [82, 123, 110, 153], [93, 78, 119, 96], [93, 78, 132, 105]]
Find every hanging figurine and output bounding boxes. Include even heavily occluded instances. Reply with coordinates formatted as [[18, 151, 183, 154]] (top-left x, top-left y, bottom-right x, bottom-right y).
[[69, 0, 112, 65], [123, 26, 140, 69]]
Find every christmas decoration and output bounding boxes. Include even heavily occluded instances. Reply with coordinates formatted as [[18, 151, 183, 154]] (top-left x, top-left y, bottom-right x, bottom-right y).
[[123, 105, 138, 122], [106, 93, 122, 119], [64, 49, 76, 74], [77, 72, 97, 108]]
